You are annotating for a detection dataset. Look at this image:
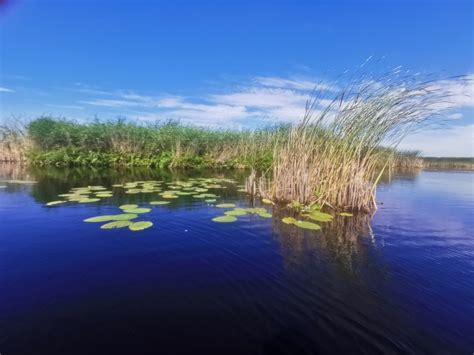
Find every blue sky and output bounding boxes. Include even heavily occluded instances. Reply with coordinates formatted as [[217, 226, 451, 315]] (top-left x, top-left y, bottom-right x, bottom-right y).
[[0, 0, 473, 156]]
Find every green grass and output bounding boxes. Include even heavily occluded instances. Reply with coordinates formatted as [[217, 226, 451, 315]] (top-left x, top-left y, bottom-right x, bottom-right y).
[[23, 117, 283, 169]]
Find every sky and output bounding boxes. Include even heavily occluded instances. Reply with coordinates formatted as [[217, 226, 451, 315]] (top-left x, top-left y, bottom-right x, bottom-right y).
[[0, 0, 473, 156]]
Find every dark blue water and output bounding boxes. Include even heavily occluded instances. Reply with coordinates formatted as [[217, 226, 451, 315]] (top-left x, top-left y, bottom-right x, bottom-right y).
[[0, 166, 473, 354]]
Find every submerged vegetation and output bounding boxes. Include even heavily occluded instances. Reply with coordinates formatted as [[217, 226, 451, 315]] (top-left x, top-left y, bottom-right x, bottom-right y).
[[0, 71, 470, 212]]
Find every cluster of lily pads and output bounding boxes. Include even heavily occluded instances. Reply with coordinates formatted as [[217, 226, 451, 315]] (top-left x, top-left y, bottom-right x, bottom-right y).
[[84, 204, 153, 231], [44, 177, 241, 232], [42, 176, 351, 233], [281, 204, 352, 230], [212, 204, 272, 223]]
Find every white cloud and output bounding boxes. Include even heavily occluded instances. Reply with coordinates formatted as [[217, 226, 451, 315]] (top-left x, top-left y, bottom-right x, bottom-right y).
[[0, 87, 14, 93], [399, 125, 474, 157], [447, 113, 463, 119]]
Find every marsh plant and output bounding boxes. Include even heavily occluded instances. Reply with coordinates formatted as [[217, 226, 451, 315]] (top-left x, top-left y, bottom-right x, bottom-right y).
[[247, 71, 471, 212]]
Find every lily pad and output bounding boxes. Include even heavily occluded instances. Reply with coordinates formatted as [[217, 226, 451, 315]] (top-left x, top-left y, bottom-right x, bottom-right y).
[[339, 212, 353, 217], [205, 199, 217, 203], [258, 212, 272, 218], [282, 217, 297, 224], [100, 221, 133, 229], [119, 204, 138, 209], [121, 208, 151, 214], [78, 198, 101, 203], [150, 201, 171, 205], [84, 215, 118, 223], [224, 210, 247, 216], [162, 194, 178, 199], [46, 200, 66, 206], [262, 198, 274, 205], [212, 215, 237, 223], [129, 221, 153, 231], [294, 220, 321, 230], [216, 203, 236, 208], [305, 211, 333, 222]]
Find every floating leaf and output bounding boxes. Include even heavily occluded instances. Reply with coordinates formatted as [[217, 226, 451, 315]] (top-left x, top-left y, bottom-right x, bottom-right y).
[[339, 212, 353, 217], [125, 189, 140, 194], [88, 186, 107, 191], [282, 217, 296, 224], [119, 204, 138, 210], [100, 221, 132, 229], [110, 214, 138, 221], [96, 193, 113, 198], [121, 208, 151, 214], [84, 215, 118, 223], [162, 194, 178, 199], [262, 198, 274, 205], [150, 201, 170, 205], [212, 215, 237, 223], [46, 200, 66, 206], [129, 221, 153, 231], [294, 220, 321, 230], [224, 210, 247, 216], [78, 198, 101, 203], [216, 203, 236, 208], [258, 212, 272, 218], [305, 211, 333, 222], [205, 199, 216, 203]]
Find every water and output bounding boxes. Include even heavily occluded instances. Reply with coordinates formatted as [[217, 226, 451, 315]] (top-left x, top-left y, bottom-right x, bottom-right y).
[[0, 166, 473, 354]]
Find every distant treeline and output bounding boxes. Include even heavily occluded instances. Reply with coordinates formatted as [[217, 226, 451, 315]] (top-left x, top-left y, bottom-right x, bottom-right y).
[[422, 157, 474, 170]]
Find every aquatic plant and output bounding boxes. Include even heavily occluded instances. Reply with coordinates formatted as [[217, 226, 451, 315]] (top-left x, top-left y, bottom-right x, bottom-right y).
[[246, 71, 470, 212]]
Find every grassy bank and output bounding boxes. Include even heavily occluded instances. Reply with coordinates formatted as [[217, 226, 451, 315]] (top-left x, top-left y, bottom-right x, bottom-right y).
[[6, 117, 280, 170]]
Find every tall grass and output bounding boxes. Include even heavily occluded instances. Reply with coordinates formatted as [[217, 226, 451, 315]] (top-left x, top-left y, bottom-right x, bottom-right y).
[[247, 71, 469, 212], [0, 118, 31, 163]]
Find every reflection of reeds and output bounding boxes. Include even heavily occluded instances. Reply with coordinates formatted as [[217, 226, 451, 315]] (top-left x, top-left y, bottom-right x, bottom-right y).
[[271, 206, 373, 272], [248, 71, 470, 212]]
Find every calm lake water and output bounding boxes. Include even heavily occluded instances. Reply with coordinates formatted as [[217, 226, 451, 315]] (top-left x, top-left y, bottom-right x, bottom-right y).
[[0, 165, 473, 355]]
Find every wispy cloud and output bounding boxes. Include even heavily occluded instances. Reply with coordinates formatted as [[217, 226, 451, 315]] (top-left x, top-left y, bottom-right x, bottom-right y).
[[0, 87, 14, 93], [399, 124, 474, 157]]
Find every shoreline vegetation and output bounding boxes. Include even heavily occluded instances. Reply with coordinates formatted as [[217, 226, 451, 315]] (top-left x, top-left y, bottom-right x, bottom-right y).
[[0, 72, 471, 212]]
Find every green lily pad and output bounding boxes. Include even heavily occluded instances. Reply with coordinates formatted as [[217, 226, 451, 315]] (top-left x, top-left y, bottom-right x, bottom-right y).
[[88, 186, 107, 191], [216, 203, 236, 208], [294, 220, 321, 230], [78, 198, 101, 203], [224, 210, 247, 216], [162, 194, 178, 199], [282, 217, 297, 224], [119, 204, 138, 209], [46, 200, 66, 206], [96, 193, 113, 198], [111, 214, 139, 221], [262, 198, 274, 205], [305, 211, 333, 222], [84, 215, 118, 223], [339, 212, 353, 217], [258, 212, 272, 218], [100, 221, 133, 229], [150, 201, 171, 205], [205, 199, 217, 203], [121, 208, 151, 214], [129, 221, 153, 231], [212, 215, 237, 223]]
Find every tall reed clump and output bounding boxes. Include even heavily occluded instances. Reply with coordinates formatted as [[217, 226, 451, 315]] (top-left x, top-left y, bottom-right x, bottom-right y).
[[0, 118, 32, 163], [248, 71, 469, 212]]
